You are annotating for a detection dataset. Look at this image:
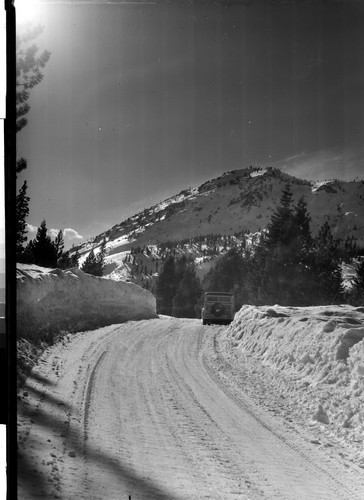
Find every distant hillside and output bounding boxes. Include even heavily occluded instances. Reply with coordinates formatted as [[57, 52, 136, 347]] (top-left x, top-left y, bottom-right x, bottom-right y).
[[70, 167, 364, 283]]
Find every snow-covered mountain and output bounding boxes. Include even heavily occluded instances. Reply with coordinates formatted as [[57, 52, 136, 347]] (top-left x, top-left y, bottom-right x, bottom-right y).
[[71, 167, 364, 281]]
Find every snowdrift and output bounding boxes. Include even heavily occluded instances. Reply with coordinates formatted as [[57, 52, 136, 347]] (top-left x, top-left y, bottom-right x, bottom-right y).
[[221, 304, 364, 447], [17, 264, 157, 337]]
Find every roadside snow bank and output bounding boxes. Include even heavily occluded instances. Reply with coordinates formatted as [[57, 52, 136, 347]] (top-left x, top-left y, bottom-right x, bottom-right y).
[[17, 264, 157, 338], [220, 304, 364, 451]]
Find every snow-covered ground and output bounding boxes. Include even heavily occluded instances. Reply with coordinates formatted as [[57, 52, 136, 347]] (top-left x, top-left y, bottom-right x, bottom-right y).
[[17, 316, 364, 499], [15, 262, 364, 497], [17, 264, 157, 338], [218, 304, 364, 466]]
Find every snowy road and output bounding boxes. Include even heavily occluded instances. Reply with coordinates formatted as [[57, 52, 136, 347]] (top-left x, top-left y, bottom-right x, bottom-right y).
[[18, 318, 364, 499]]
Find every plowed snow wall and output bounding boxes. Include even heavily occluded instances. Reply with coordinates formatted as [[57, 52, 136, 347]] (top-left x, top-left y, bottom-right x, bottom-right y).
[[223, 304, 364, 443], [17, 265, 157, 338]]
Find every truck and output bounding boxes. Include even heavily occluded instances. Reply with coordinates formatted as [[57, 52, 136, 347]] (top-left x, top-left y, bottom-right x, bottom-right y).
[[201, 291, 235, 325]]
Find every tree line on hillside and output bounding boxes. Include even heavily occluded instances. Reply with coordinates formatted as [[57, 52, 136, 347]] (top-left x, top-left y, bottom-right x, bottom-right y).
[[79, 238, 106, 276], [155, 184, 364, 315], [156, 255, 202, 317], [157, 234, 246, 257], [18, 219, 107, 276], [18, 219, 80, 269], [202, 184, 363, 307], [120, 234, 248, 286]]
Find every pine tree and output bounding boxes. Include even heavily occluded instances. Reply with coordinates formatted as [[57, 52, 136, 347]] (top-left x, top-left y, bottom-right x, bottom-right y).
[[16, 25, 50, 175], [31, 220, 57, 267], [202, 248, 250, 309], [244, 189, 345, 306], [347, 259, 364, 305], [54, 230, 65, 263], [16, 24, 51, 135], [81, 240, 106, 276], [16, 181, 30, 259], [264, 183, 294, 248], [81, 249, 99, 275], [71, 250, 80, 268], [156, 255, 178, 315], [283, 196, 313, 305], [204, 248, 242, 293], [16, 25, 51, 264], [293, 196, 312, 247], [247, 184, 297, 305], [57, 251, 73, 270], [254, 189, 315, 305], [172, 263, 202, 318], [22, 240, 35, 264], [175, 255, 188, 282], [310, 222, 343, 304], [245, 245, 281, 305], [246, 191, 310, 305], [96, 238, 107, 274], [352, 259, 364, 291], [57, 248, 79, 270]]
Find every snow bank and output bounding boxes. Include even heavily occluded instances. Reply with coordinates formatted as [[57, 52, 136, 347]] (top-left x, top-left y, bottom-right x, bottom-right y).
[[17, 264, 157, 337], [220, 304, 364, 451]]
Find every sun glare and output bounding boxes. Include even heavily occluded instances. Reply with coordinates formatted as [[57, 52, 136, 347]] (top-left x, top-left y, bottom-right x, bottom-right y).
[[15, 0, 42, 23]]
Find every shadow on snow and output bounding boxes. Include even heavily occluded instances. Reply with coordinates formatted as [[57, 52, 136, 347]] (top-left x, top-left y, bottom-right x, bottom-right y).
[[18, 371, 180, 500]]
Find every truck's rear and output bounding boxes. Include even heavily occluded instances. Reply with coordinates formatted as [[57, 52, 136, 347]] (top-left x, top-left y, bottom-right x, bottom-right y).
[[201, 292, 235, 325]]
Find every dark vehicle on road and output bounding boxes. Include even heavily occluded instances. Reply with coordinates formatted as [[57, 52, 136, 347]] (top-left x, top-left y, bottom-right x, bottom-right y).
[[201, 292, 235, 325]]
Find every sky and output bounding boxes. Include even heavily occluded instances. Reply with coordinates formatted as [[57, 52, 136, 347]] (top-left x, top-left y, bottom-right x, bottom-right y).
[[15, 0, 364, 248]]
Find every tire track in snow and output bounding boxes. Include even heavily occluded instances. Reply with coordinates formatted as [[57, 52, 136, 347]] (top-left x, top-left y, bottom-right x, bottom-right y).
[[82, 349, 108, 445], [18, 319, 364, 499], [201, 328, 364, 500], [166, 324, 304, 499], [162, 343, 263, 498], [78, 324, 183, 499]]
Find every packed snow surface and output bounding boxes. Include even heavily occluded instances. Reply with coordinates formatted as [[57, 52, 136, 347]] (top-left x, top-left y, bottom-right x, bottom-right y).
[[17, 317, 364, 499], [16, 264, 157, 336], [219, 304, 364, 462]]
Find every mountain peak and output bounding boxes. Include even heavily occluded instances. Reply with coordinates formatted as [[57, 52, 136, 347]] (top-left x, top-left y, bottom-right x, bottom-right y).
[[71, 168, 364, 280]]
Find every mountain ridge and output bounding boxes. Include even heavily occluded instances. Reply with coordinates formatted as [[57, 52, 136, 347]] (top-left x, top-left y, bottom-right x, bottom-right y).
[[70, 166, 364, 281]]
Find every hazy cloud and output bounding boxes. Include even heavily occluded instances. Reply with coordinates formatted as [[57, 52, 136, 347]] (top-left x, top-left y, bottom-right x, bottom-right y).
[[281, 148, 364, 182], [49, 228, 59, 239], [26, 224, 83, 242], [49, 227, 84, 241], [26, 223, 38, 235], [284, 152, 307, 163], [63, 228, 84, 241]]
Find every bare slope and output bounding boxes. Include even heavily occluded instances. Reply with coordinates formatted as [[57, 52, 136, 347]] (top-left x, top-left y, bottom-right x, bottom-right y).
[[72, 168, 364, 272]]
